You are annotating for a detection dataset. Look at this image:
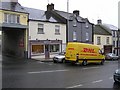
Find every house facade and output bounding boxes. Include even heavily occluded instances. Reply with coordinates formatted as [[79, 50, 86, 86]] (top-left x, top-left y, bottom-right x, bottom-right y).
[[94, 20, 113, 54], [102, 24, 119, 55], [47, 4, 94, 44], [24, 7, 66, 59], [0, 0, 29, 58]]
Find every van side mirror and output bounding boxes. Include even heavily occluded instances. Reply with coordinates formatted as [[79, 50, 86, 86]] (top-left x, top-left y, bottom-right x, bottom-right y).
[[99, 50, 104, 55]]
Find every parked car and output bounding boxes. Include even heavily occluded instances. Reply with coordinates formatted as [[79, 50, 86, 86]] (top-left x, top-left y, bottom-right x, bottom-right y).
[[53, 52, 65, 63], [105, 53, 119, 60], [114, 69, 120, 83]]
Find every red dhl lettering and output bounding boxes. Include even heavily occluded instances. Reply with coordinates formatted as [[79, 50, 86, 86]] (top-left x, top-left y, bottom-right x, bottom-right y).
[[68, 48, 74, 50], [82, 48, 95, 53]]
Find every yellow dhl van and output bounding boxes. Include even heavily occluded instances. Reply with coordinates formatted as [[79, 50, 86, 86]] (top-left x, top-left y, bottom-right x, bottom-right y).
[[65, 42, 105, 65]]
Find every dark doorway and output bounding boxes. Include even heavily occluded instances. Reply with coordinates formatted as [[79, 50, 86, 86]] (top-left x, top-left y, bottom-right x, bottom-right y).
[[104, 45, 112, 54], [2, 28, 25, 58], [45, 44, 50, 59]]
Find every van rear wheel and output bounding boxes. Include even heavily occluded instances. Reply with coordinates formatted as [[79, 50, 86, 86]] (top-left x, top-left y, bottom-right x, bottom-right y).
[[82, 60, 87, 66]]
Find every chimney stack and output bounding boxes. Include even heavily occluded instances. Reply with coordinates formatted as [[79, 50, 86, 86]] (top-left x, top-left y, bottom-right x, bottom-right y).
[[47, 3, 54, 11], [73, 10, 80, 16], [97, 19, 102, 24]]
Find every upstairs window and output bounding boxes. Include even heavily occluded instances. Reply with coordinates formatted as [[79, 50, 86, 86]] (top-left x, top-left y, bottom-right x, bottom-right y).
[[85, 22, 89, 28], [97, 37, 101, 45], [4, 13, 8, 23], [106, 37, 110, 44], [113, 41, 115, 47], [73, 31, 77, 41], [38, 24, 44, 34], [73, 19, 77, 27], [55, 25, 60, 35], [86, 32, 89, 41], [112, 31, 116, 37], [4, 13, 20, 24]]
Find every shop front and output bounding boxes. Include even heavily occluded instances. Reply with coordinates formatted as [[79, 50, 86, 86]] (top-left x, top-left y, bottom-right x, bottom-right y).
[[29, 40, 62, 59]]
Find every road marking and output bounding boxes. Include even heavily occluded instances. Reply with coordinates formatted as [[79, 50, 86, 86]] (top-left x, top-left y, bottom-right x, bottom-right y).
[[66, 84, 83, 88], [92, 80, 103, 83], [83, 67, 99, 70], [28, 69, 69, 74]]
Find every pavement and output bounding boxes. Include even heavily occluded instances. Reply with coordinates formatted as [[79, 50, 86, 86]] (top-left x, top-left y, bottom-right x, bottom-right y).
[[31, 57, 53, 62], [31, 54, 57, 62]]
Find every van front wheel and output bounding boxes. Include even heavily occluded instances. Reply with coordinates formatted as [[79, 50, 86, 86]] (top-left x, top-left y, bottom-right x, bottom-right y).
[[82, 60, 87, 66], [100, 59, 105, 65]]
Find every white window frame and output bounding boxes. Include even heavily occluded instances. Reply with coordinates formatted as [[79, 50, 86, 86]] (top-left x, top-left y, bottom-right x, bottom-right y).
[[73, 31, 77, 41], [38, 24, 44, 34], [86, 32, 89, 41], [55, 25, 60, 35], [85, 22, 89, 28], [4, 13, 20, 24], [97, 37, 101, 45]]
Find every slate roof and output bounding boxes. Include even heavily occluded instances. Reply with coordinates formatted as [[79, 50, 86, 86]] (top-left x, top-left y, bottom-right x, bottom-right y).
[[24, 7, 58, 22], [103, 24, 118, 30], [0, 2, 27, 13], [94, 25, 112, 35], [54, 10, 85, 22]]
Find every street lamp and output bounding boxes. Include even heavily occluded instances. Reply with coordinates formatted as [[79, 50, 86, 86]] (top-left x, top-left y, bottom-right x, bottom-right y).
[[67, 0, 69, 43]]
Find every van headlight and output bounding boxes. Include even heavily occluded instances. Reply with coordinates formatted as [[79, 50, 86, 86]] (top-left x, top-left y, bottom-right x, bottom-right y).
[[115, 69, 119, 74]]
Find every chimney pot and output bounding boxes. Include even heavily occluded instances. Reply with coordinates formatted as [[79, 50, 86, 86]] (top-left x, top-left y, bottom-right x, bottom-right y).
[[73, 10, 80, 16], [97, 19, 102, 24], [47, 3, 54, 11]]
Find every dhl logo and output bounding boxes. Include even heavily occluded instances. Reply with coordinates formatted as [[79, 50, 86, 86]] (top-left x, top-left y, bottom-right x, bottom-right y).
[[82, 48, 96, 53]]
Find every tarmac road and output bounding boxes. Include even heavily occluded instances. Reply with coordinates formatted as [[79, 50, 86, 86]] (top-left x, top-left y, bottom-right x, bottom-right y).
[[2, 56, 120, 89]]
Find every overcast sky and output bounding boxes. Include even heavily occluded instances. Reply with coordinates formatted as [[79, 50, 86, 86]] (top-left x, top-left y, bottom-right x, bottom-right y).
[[19, 0, 119, 27]]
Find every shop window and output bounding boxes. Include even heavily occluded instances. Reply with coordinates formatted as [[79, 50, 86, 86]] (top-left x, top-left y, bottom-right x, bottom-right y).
[[50, 44, 60, 52], [32, 45, 44, 54]]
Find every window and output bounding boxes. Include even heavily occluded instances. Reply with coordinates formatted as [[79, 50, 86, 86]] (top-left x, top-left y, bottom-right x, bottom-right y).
[[16, 15, 20, 23], [106, 37, 110, 44], [4, 13, 8, 23], [50, 44, 60, 52], [85, 22, 89, 28], [32, 45, 44, 54], [73, 31, 77, 41], [38, 24, 44, 34], [86, 32, 89, 41], [112, 31, 115, 37], [97, 37, 101, 45], [113, 41, 115, 47], [73, 19, 77, 27], [55, 25, 60, 35], [72, 14, 77, 27], [4, 13, 20, 24]]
